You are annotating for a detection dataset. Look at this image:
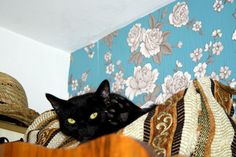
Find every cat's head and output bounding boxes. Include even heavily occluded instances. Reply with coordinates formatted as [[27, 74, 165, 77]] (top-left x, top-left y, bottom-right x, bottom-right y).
[[46, 80, 141, 142]]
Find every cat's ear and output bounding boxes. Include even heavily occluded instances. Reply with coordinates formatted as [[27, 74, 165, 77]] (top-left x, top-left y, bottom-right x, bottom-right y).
[[46, 93, 67, 111], [96, 80, 110, 99]]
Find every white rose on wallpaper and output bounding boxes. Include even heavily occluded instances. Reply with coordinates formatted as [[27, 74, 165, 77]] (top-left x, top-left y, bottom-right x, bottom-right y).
[[193, 62, 207, 78], [106, 63, 115, 74], [127, 24, 144, 52], [210, 72, 220, 81], [71, 80, 78, 91], [192, 21, 202, 32], [81, 72, 88, 82], [140, 28, 164, 58], [125, 63, 159, 100], [169, 2, 189, 27], [190, 48, 203, 62], [213, 0, 224, 12], [157, 71, 191, 103], [104, 52, 112, 62], [162, 71, 191, 97], [219, 66, 231, 79], [113, 71, 126, 91], [212, 42, 223, 55], [212, 29, 222, 38], [232, 30, 236, 41]]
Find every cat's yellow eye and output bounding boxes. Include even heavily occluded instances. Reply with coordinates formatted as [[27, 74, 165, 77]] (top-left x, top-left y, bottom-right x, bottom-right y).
[[90, 112, 98, 119], [67, 118, 76, 124]]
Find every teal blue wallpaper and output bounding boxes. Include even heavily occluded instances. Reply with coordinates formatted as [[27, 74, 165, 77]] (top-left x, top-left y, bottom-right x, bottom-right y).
[[69, 0, 236, 107]]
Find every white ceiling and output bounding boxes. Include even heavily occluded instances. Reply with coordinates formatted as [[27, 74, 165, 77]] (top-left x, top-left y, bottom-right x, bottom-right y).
[[0, 0, 174, 53]]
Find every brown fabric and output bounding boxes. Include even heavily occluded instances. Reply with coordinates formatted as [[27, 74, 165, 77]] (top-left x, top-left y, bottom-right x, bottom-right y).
[[149, 90, 185, 157], [213, 80, 235, 115], [37, 128, 59, 146], [171, 98, 185, 155], [143, 109, 155, 143]]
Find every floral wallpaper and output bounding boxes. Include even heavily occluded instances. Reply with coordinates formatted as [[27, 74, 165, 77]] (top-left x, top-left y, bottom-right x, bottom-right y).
[[69, 0, 236, 107]]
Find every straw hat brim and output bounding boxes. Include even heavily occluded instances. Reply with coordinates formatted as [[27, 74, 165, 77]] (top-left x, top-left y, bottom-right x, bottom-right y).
[[0, 103, 39, 126]]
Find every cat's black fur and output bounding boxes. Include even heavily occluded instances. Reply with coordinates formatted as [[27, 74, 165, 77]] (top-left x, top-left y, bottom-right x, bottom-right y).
[[46, 80, 155, 143]]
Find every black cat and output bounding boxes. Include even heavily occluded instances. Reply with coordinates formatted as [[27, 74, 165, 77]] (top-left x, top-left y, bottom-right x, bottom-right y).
[[46, 80, 155, 143]]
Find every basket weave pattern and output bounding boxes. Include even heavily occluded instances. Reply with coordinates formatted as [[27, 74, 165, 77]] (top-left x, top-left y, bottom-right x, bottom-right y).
[[0, 73, 28, 107], [0, 72, 39, 126]]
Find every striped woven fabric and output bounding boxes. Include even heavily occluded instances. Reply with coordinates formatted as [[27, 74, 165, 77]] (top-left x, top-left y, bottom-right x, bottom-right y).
[[24, 77, 236, 156]]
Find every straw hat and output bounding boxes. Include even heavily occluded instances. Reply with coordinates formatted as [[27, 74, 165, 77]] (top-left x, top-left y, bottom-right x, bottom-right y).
[[0, 72, 39, 126]]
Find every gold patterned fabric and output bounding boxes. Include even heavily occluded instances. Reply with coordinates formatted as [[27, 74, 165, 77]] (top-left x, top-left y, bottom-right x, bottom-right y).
[[24, 77, 236, 156]]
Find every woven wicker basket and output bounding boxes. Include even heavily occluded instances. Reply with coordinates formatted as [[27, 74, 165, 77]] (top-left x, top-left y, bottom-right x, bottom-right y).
[[0, 72, 39, 126]]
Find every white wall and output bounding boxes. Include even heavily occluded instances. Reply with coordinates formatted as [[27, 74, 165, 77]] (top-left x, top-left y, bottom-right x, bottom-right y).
[[0, 27, 70, 113]]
